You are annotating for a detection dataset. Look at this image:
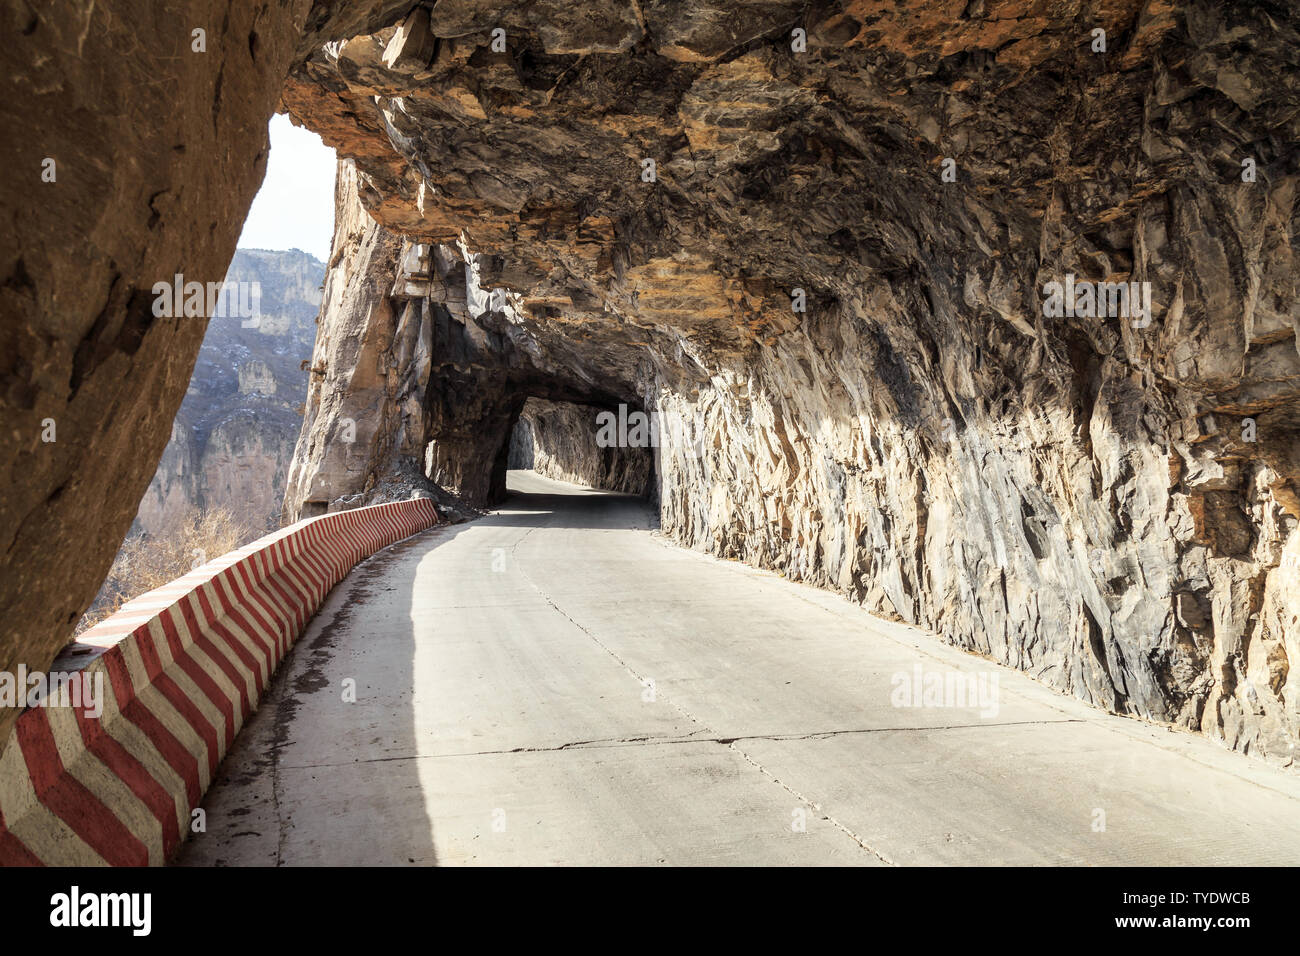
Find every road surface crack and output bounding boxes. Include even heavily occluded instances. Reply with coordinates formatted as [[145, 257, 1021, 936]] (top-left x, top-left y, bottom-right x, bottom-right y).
[[509, 525, 898, 865], [278, 718, 1084, 768]]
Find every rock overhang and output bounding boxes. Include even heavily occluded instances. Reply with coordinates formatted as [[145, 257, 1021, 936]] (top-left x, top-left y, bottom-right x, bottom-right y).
[[280, 1, 1300, 760], [1, 0, 1296, 762]]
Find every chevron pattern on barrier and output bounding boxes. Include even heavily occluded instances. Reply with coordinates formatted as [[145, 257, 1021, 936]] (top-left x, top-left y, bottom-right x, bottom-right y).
[[0, 497, 439, 866]]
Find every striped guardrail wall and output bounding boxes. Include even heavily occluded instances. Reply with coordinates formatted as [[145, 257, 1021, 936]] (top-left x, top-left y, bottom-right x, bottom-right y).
[[0, 497, 439, 865]]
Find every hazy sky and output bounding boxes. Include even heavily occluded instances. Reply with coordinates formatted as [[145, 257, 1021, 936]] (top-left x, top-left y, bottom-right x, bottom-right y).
[[237, 114, 337, 261]]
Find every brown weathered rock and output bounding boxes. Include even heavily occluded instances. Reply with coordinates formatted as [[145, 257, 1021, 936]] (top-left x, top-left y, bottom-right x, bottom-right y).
[[284, 162, 411, 517], [0, 0, 416, 748]]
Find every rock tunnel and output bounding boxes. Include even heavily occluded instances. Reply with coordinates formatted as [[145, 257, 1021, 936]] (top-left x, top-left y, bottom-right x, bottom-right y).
[[1, 0, 1298, 773]]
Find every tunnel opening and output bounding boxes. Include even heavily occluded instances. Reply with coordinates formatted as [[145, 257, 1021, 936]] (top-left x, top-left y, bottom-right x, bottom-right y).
[[66, 116, 337, 638], [409, 241, 659, 509], [504, 397, 655, 499]]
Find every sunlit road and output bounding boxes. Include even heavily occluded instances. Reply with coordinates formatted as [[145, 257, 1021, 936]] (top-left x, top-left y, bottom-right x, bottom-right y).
[[178, 471, 1300, 866]]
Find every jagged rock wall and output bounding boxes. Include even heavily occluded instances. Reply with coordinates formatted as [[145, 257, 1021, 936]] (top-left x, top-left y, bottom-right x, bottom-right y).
[[278, 0, 1300, 763], [509, 397, 653, 495], [648, 319, 1300, 758], [284, 162, 417, 518]]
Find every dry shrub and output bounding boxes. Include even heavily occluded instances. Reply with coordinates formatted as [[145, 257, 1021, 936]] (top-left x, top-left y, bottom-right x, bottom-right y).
[[75, 507, 255, 635]]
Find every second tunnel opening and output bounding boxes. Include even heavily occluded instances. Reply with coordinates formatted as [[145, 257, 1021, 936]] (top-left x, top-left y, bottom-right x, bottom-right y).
[[506, 397, 656, 500]]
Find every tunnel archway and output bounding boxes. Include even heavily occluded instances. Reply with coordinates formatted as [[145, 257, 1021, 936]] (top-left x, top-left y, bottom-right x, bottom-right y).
[[414, 275, 652, 507], [505, 397, 655, 499]]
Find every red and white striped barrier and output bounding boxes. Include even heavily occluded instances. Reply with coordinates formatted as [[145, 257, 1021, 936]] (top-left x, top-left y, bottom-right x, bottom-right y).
[[0, 497, 438, 866]]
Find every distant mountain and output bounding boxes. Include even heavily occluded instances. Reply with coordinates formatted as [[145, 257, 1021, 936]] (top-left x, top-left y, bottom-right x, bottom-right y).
[[134, 248, 325, 537]]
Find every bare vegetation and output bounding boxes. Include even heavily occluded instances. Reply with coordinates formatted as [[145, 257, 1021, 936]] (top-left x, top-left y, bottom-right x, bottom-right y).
[[75, 508, 255, 635]]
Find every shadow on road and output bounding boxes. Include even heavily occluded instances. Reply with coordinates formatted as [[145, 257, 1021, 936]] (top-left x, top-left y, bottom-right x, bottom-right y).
[[488, 471, 659, 532], [175, 524, 486, 866]]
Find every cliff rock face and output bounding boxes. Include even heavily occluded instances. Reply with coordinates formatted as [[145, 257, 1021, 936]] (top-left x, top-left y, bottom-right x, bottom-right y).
[[280, 0, 1300, 763], [509, 398, 653, 496], [283, 162, 421, 517], [134, 249, 324, 536]]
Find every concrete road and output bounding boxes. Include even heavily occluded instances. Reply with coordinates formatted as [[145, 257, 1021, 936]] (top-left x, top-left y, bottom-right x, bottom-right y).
[[178, 471, 1300, 866]]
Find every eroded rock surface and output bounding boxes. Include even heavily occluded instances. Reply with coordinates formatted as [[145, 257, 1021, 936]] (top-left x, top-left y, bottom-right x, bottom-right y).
[[0, 0, 415, 747], [280, 0, 1300, 761]]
